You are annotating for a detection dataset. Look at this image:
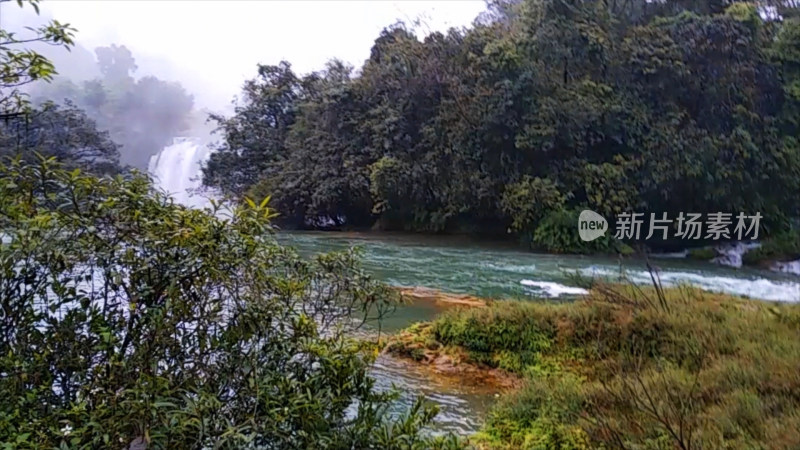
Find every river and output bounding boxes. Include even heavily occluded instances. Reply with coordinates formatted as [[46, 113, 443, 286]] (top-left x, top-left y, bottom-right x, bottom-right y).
[[276, 231, 800, 434], [146, 140, 800, 435], [279, 231, 800, 307]]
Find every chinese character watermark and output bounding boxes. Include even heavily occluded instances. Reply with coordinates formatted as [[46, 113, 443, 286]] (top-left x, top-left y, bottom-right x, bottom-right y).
[[578, 210, 761, 242]]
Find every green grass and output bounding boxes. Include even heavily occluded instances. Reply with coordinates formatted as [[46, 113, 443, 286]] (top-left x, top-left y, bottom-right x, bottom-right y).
[[392, 282, 800, 449]]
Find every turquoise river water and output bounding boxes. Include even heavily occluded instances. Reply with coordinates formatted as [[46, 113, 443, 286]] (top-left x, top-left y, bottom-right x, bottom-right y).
[[278, 231, 800, 435]]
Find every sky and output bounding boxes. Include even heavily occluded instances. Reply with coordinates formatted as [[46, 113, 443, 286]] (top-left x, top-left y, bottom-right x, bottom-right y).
[[19, 0, 487, 113]]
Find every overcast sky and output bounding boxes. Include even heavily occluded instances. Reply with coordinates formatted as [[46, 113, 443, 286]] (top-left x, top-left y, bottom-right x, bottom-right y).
[[20, 1, 486, 112]]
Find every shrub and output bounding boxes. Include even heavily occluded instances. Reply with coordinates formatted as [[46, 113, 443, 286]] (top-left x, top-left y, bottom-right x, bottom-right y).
[[0, 157, 447, 449], [501, 176, 566, 234], [687, 247, 716, 260], [476, 373, 589, 450], [410, 280, 800, 449], [432, 302, 555, 369], [532, 208, 615, 254]]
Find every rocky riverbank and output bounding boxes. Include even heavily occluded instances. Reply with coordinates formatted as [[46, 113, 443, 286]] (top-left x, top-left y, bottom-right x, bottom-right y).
[[383, 322, 521, 391], [395, 286, 488, 308]]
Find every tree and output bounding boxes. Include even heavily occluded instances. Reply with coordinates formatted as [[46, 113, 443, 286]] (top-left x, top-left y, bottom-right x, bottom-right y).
[[0, 100, 121, 173], [0, 0, 75, 115], [0, 158, 456, 449], [203, 61, 300, 196], [202, 0, 800, 248], [95, 43, 137, 84], [252, 60, 376, 228], [29, 44, 195, 170]]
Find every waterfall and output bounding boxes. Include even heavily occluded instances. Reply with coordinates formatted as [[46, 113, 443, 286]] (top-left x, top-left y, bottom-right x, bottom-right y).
[[147, 137, 212, 209]]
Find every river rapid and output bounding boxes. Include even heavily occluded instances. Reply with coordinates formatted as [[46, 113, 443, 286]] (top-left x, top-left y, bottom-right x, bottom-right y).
[[280, 231, 800, 308]]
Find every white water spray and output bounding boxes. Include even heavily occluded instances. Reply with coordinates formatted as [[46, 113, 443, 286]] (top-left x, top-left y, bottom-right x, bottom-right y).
[[148, 137, 212, 209], [772, 260, 800, 276], [712, 241, 762, 268], [579, 266, 800, 302]]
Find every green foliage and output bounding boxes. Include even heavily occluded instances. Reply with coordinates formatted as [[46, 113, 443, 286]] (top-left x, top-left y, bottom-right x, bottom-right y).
[[371, 156, 408, 216], [433, 302, 554, 368], [687, 247, 717, 261], [617, 242, 635, 256], [202, 0, 800, 242], [772, 18, 800, 133], [501, 176, 565, 234], [203, 61, 301, 197], [742, 229, 800, 265], [0, 0, 76, 114], [726, 2, 762, 30], [0, 101, 121, 173], [0, 158, 449, 448], [531, 208, 615, 254], [476, 374, 589, 450], [406, 282, 800, 449], [532, 209, 586, 253]]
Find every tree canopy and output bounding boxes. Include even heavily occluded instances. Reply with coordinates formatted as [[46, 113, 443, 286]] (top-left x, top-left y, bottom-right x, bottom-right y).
[[203, 0, 800, 250], [0, 157, 461, 449], [0, 100, 121, 173], [0, 1, 122, 175], [0, 0, 75, 115]]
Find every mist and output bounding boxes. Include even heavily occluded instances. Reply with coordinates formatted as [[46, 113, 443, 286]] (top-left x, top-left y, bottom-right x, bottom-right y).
[[0, 0, 485, 170], [5, 1, 485, 112]]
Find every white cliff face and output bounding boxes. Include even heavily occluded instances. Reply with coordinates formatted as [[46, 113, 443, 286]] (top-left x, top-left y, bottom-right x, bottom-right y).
[[148, 137, 212, 209]]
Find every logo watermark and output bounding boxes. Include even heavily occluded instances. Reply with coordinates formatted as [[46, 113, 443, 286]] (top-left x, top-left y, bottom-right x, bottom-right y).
[[578, 210, 762, 242], [578, 210, 608, 242]]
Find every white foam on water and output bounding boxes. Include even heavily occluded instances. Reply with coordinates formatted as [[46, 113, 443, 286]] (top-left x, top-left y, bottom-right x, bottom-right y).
[[580, 266, 800, 303], [712, 242, 761, 268], [148, 137, 212, 209], [520, 280, 589, 297], [483, 262, 537, 274], [772, 260, 800, 276]]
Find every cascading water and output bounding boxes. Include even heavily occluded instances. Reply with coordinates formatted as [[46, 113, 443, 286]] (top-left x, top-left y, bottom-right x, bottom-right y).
[[148, 137, 212, 209], [773, 260, 800, 276], [712, 241, 762, 268]]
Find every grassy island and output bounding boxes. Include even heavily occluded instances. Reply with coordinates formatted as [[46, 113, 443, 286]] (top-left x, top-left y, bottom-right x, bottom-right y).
[[386, 283, 800, 449]]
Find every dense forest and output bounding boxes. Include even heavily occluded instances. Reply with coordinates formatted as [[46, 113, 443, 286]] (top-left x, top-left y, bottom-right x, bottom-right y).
[[203, 0, 800, 251], [0, 101, 121, 173]]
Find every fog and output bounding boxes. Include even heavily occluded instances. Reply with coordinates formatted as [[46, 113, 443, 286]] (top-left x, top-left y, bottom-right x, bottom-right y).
[[0, 0, 485, 170], [4, 1, 486, 114]]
